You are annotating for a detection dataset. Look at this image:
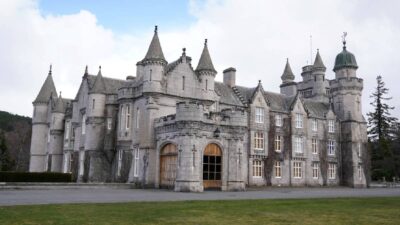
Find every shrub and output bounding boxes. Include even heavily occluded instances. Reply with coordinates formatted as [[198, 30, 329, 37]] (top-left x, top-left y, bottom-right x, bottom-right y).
[[0, 172, 73, 182]]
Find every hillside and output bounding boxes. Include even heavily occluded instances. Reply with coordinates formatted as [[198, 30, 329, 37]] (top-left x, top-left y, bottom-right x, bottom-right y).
[[0, 110, 31, 171]]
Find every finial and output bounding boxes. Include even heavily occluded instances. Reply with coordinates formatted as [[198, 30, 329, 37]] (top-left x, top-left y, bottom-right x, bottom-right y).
[[49, 64, 52, 75], [204, 38, 208, 46], [182, 47, 186, 55], [258, 80, 261, 84], [59, 91, 62, 98], [342, 32, 347, 49], [84, 65, 88, 75], [286, 58, 289, 63], [155, 25, 158, 33], [99, 65, 101, 71], [317, 48, 319, 52]]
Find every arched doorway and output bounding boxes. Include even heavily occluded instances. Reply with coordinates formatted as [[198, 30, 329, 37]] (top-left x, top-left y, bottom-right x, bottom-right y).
[[159, 143, 178, 189], [203, 143, 222, 189]]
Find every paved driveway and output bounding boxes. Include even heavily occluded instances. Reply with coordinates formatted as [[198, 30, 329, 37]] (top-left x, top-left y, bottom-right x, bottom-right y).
[[1, 187, 399, 206]]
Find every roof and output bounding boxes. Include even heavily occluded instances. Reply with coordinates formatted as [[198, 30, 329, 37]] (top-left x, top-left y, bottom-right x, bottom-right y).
[[333, 45, 358, 72], [87, 75, 126, 95], [214, 82, 243, 106], [313, 50, 326, 71], [195, 39, 216, 73], [142, 26, 166, 62], [281, 59, 295, 82], [90, 69, 107, 94], [34, 68, 57, 103], [303, 99, 330, 118]]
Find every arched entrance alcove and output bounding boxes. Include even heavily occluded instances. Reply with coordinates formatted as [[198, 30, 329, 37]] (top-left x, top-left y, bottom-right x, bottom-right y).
[[159, 143, 177, 189], [203, 143, 222, 190]]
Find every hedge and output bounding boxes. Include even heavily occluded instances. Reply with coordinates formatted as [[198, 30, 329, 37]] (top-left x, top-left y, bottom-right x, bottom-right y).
[[0, 172, 73, 182]]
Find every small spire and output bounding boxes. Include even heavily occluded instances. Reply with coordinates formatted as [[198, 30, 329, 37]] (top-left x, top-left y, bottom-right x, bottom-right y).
[[281, 58, 295, 82], [313, 49, 326, 70], [195, 38, 216, 74], [98, 65, 102, 75], [84, 65, 88, 75], [204, 38, 208, 46], [142, 25, 166, 62], [155, 25, 158, 34]]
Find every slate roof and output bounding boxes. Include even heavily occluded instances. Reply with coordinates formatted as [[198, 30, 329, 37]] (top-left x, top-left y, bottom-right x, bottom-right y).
[[302, 99, 330, 118], [195, 39, 216, 73], [313, 50, 326, 71], [214, 82, 243, 106], [87, 75, 126, 94], [281, 59, 295, 81], [34, 70, 57, 103], [143, 26, 166, 62], [90, 69, 107, 94]]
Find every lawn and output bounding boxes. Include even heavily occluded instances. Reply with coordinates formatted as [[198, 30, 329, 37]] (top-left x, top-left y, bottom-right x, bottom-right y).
[[0, 197, 399, 225]]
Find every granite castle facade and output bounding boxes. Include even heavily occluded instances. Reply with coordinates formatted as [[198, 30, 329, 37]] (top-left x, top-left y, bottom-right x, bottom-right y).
[[29, 27, 368, 191]]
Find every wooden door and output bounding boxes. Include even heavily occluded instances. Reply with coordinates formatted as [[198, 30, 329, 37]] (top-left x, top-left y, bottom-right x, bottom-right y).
[[160, 144, 177, 189], [203, 143, 222, 189]]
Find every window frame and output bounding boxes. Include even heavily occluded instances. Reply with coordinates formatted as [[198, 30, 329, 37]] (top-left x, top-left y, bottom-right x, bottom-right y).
[[312, 138, 318, 154], [254, 132, 264, 151], [328, 120, 335, 133], [312, 162, 319, 179], [274, 161, 282, 178], [255, 107, 264, 124], [294, 136, 303, 154], [275, 135, 282, 152], [275, 114, 282, 127], [295, 113, 303, 128], [293, 162, 302, 178], [328, 163, 336, 179], [312, 119, 318, 132], [328, 140, 336, 156], [134, 149, 139, 177]]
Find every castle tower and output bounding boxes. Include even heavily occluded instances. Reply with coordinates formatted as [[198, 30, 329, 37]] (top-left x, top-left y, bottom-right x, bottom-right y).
[[280, 59, 297, 96], [49, 92, 65, 172], [330, 35, 367, 187], [138, 26, 167, 93], [311, 50, 329, 102], [84, 66, 110, 182], [195, 39, 217, 100], [29, 65, 57, 172]]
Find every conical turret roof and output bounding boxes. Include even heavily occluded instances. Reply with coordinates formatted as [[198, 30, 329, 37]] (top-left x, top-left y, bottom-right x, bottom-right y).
[[34, 65, 57, 104], [143, 26, 166, 62], [53, 92, 65, 113], [90, 66, 106, 94], [195, 39, 217, 74], [281, 58, 295, 82], [313, 49, 326, 71]]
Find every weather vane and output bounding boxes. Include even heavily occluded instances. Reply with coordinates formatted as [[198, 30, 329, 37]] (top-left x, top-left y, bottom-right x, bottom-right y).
[[342, 32, 347, 47]]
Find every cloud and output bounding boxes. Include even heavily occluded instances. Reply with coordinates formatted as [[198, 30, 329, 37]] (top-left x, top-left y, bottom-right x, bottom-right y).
[[0, 0, 399, 119]]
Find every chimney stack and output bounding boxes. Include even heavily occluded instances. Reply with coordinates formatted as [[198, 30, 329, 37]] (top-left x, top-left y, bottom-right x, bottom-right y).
[[223, 67, 236, 88]]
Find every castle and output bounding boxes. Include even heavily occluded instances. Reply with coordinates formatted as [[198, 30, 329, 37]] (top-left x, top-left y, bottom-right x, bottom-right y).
[[29, 26, 368, 191]]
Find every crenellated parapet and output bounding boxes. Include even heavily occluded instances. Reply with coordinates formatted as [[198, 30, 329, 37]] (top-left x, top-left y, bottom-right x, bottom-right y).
[[330, 77, 363, 93]]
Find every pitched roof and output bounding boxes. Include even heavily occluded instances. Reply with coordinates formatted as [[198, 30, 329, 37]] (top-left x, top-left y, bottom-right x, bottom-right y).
[[303, 99, 330, 118], [90, 67, 107, 94], [313, 50, 326, 71], [53, 94, 65, 113], [34, 66, 57, 103], [281, 59, 295, 81], [214, 82, 243, 106], [195, 39, 216, 73], [86, 75, 126, 95], [143, 26, 166, 62]]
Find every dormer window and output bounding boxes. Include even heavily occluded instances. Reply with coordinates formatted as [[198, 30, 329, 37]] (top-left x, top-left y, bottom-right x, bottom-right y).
[[295, 113, 303, 128], [255, 107, 264, 123], [275, 114, 282, 127]]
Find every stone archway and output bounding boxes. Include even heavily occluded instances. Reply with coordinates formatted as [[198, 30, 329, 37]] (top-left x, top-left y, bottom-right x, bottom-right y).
[[203, 143, 222, 189], [159, 143, 178, 189]]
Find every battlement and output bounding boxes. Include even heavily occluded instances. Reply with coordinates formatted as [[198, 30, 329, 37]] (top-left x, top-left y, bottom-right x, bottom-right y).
[[176, 101, 205, 121], [330, 77, 363, 91]]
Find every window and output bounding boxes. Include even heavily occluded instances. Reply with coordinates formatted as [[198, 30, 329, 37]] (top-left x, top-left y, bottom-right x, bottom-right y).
[[107, 118, 112, 130], [293, 162, 302, 178], [125, 104, 130, 130], [136, 108, 140, 129], [79, 151, 85, 176], [255, 107, 264, 123], [295, 113, 303, 128], [358, 165, 362, 180], [149, 69, 152, 81], [312, 119, 318, 132], [328, 120, 335, 133], [274, 161, 282, 178], [120, 105, 124, 131], [312, 163, 319, 179], [275, 135, 282, 152], [328, 163, 336, 179], [92, 99, 95, 110], [65, 121, 70, 139], [254, 132, 264, 150], [81, 114, 86, 135], [294, 136, 303, 153], [358, 142, 362, 157], [312, 139, 318, 154], [47, 129, 50, 143], [328, 140, 335, 155], [182, 76, 185, 90], [63, 153, 69, 173], [134, 149, 139, 177], [275, 114, 282, 127], [205, 79, 208, 90], [253, 160, 262, 178], [117, 150, 123, 177]]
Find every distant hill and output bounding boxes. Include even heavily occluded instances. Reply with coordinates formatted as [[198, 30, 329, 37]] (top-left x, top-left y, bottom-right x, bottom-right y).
[[0, 110, 31, 171]]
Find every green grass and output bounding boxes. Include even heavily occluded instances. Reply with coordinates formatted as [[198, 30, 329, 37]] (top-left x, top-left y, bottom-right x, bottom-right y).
[[1, 197, 400, 225]]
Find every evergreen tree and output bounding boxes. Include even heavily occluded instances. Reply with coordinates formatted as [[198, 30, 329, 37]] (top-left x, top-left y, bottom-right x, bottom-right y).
[[0, 131, 14, 171], [367, 75, 397, 141]]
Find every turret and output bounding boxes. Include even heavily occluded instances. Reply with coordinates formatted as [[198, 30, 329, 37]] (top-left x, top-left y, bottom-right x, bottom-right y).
[[29, 65, 57, 172], [311, 50, 329, 102], [280, 59, 297, 96], [196, 39, 217, 99], [49, 92, 66, 172], [333, 36, 358, 79], [138, 26, 167, 92]]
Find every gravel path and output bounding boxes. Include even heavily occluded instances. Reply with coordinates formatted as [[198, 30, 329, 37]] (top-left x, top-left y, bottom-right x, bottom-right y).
[[1, 187, 399, 206]]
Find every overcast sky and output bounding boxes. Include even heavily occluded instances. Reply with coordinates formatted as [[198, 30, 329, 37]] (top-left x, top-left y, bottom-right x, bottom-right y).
[[1, 0, 399, 118]]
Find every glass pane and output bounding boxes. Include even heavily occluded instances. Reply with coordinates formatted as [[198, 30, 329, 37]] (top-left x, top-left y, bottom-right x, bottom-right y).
[[210, 156, 216, 164], [216, 165, 221, 172], [210, 164, 215, 172], [203, 173, 208, 180], [203, 156, 208, 163], [209, 173, 214, 180], [203, 164, 208, 172], [216, 156, 221, 164], [216, 173, 221, 180]]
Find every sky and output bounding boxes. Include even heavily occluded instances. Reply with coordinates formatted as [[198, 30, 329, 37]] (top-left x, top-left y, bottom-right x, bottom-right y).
[[0, 0, 399, 119]]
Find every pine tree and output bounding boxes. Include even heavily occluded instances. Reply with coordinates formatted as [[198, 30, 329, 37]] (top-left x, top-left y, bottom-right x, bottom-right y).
[[0, 131, 14, 171], [367, 75, 397, 141]]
